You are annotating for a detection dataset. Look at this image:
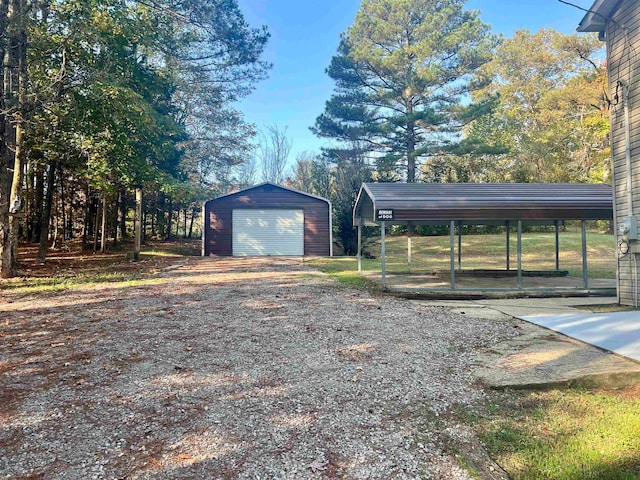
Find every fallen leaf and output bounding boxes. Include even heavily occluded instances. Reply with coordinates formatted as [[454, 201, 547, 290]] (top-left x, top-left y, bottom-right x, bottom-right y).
[[309, 458, 328, 473]]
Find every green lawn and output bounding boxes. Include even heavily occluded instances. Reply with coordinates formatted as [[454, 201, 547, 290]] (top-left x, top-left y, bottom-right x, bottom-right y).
[[1, 240, 199, 294], [322, 232, 616, 279], [470, 387, 640, 479], [305, 256, 381, 290]]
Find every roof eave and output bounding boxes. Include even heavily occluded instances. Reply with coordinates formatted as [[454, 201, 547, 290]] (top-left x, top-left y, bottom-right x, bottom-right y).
[[207, 181, 330, 205], [577, 0, 621, 33], [353, 184, 375, 225]]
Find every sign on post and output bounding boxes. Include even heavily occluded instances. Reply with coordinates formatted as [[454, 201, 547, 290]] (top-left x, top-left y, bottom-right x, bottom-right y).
[[376, 209, 394, 221]]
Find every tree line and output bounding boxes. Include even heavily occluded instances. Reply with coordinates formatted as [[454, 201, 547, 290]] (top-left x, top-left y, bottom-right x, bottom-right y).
[[0, 0, 610, 273], [0, 0, 269, 276], [288, 0, 609, 254]]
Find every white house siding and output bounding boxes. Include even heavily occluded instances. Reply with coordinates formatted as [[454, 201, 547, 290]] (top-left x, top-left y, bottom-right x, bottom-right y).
[[607, 0, 640, 305]]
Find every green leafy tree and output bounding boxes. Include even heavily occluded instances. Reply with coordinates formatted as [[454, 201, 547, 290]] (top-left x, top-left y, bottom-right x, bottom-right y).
[[313, 0, 499, 182], [291, 148, 371, 255], [465, 29, 609, 183], [0, 0, 269, 273]]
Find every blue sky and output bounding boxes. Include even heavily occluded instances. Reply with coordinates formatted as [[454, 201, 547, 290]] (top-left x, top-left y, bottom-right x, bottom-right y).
[[236, 0, 597, 165]]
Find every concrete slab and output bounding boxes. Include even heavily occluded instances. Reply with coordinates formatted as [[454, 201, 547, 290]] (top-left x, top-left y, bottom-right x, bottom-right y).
[[476, 297, 618, 316], [474, 320, 640, 389], [412, 295, 640, 389], [519, 311, 640, 362], [411, 300, 513, 321]]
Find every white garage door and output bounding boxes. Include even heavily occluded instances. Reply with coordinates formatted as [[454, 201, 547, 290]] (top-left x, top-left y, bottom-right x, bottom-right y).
[[232, 209, 304, 256]]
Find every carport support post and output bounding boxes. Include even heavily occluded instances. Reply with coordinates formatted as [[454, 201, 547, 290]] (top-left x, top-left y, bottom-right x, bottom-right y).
[[381, 221, 386, 287], [555, 220, 560, 271], [357, 219, 362, 273], [517, 220, 522, 289], [450, 221, 456, 289], [582, 220, 588, 289], [457, 221, 462, 271], [407, 223, 412, 266], [506, 221, 511, 272]]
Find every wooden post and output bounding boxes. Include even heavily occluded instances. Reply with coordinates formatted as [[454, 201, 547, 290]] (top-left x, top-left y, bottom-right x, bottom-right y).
[[134, 186, 142, 261]]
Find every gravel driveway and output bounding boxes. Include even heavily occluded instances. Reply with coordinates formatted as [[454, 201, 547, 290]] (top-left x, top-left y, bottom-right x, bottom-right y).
[[1, 258, 515, 479]]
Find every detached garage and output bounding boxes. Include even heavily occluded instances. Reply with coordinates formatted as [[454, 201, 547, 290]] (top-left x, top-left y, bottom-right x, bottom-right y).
[[203, 182, 332, 257]]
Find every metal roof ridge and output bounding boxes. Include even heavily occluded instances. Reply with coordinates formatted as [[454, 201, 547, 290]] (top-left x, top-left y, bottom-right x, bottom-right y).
[[206, 181, 330, 205]]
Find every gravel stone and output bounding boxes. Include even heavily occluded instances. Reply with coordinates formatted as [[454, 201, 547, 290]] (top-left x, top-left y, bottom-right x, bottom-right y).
[[0, 258, 517, 479]]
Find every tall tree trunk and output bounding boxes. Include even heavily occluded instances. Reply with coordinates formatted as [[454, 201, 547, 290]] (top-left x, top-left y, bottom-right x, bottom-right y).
[[188, 207, 196, 239], [92, 196, 100, 253], [36, 161, 57, 264], [1, 0, 26, 277], [182, 207, 187, 239], [0, 0, 11, 278], [51, 176, 61, 249], [30, 164, 44, 242], [406, 120, 416, 183], [120, 189, 126, 240], [116, 190, 124, 243], [82, 184, 90, 249], [134, 186, 142, 261], [100, 194, 107, 253], [142, 205, 147, 242], [60, 167, 67, 240], [8, 0, 27, 269], [166, 197, 173, 240]]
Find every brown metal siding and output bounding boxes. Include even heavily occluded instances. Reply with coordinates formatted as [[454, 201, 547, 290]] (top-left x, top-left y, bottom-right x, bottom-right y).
[[204, 184, 330, 257], [607, 0, 640, 305]]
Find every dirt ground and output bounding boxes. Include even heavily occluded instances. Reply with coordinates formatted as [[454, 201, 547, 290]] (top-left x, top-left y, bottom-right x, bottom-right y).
[[1, 256, 518, 479]]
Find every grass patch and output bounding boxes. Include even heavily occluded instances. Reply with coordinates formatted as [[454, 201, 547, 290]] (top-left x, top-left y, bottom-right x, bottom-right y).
[[2, 274, 165, 294], [470, 387, 640, 479], [1, 239, 196, 294], [361, 232, 615, 279], [305, 257, 380, 291], [307, 231, 616, 290]]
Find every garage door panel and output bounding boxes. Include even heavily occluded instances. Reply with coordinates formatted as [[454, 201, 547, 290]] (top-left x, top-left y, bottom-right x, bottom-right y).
[[233, 209, 304, 256]]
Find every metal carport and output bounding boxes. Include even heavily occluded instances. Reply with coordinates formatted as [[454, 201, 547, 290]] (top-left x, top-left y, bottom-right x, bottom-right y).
[[353, 183, 614, 291]]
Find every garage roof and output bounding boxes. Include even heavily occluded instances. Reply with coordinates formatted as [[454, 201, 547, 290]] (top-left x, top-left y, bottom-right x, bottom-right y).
[[207, 181, 330, 204], [354, 183, 613, 225]]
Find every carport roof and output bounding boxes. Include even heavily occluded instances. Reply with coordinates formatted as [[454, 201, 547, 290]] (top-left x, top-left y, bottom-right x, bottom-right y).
[[354, 182, 613, 225]]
